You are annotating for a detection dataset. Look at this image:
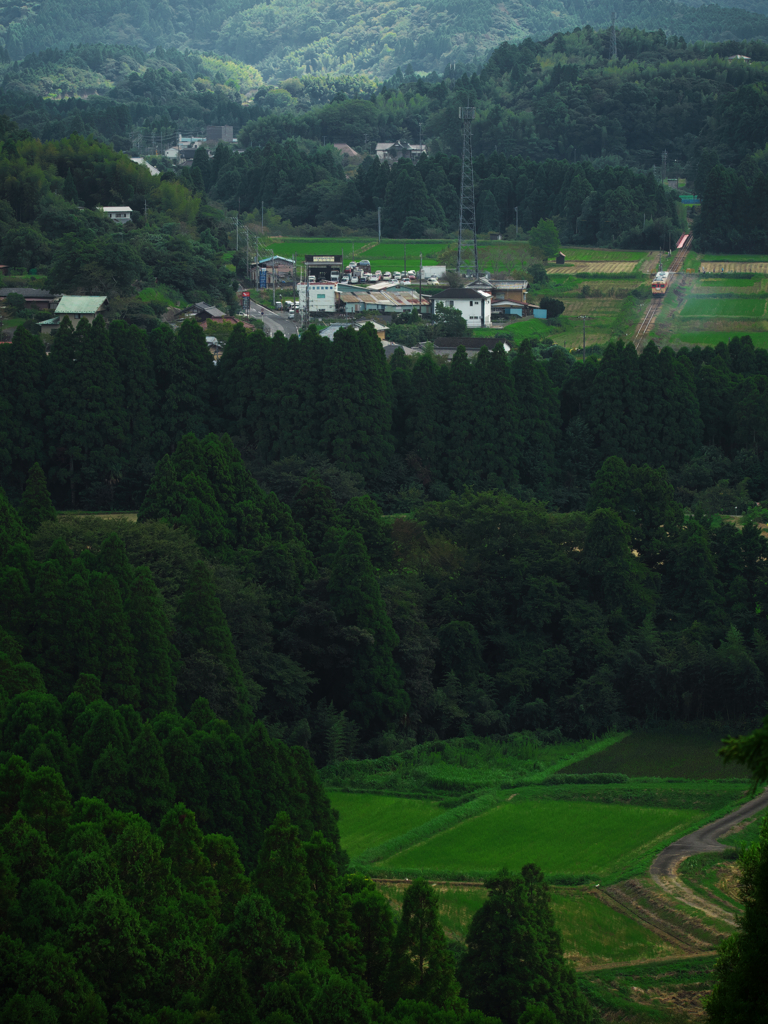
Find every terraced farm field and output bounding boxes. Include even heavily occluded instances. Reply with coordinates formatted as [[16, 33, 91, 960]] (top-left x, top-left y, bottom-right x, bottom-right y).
[[372, 800, 704, 880], [680, 296, 766, 317], [700, 261, 768, 274], [331, 793, 443, 859], [560, 247, 647, 263], [548, 261, 638, 275], [560, 730, 751, 779]]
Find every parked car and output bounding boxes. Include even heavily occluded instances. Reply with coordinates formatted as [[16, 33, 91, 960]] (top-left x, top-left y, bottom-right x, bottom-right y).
[[358, 259, 371, 269], [341, 275, 350, 284], [383, 271, 392, 280]]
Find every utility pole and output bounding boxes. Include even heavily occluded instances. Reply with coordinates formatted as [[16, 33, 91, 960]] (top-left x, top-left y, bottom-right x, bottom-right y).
[[404, 244, 407, 275], [419, 252, 423, 316], [261, 200, 264, 232], [457, 106, 478, 279], [610, 10, 618, 58], [514, 206, 519, 239], [575, 315, 593, 362], [378, 207, 382, 243]]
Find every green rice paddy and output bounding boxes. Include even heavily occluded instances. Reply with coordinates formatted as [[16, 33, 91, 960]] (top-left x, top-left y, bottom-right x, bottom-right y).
[[331, 793, 443, 859], [560, 247, 646, 263], [561, 730, 753, 780], [698, 278, 757, 287], [371, 800, 703, 880], [681, 296, 766, 317]]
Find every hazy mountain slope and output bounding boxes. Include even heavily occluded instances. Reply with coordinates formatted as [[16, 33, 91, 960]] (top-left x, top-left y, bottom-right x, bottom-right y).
[[1, 0, 767, 75]]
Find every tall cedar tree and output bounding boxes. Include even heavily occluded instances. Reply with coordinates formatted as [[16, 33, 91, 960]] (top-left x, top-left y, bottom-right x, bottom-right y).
[[0, 327, 48, 497], [458, 865, 593, 1024], [152, 320, 213, 447], [126, 566, 177, 716], [255, 811, 326, 963], [387, 878, 460, 1009], [326, 530, 407, 735], [474, 343, 520, 490], [446, 346, 476, 491], [322, 324, 394, 484], [108, 319, 163, 498], [46, 316, 127, 507], [408, 354, 447, 487], [512, 340, 559, 492], [174, 560, 251, 728], [18, 463, 56, 533]]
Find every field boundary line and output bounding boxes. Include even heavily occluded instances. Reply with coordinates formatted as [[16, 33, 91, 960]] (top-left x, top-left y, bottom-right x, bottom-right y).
[[354, 791, 500, 866], [574, 950, 719, 973]]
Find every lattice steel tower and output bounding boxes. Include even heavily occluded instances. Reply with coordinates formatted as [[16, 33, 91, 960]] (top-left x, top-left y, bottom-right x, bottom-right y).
[[457, 107, 478, 279]]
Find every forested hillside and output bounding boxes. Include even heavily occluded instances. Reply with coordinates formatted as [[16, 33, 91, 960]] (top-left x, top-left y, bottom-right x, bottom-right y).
[[3, 317, 768, 757], [1, 0, 767, 75], [3, 32, 768, 206]]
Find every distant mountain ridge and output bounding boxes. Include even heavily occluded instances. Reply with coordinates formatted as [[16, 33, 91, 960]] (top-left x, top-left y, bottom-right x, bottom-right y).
[[1, 0, 767, 77]]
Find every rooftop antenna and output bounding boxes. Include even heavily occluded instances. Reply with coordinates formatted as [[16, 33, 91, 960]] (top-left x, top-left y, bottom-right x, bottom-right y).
[[457, 106, 478, 279], [610, 11, 618, 59]]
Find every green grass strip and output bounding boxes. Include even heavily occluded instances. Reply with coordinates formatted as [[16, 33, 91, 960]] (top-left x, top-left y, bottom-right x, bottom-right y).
[[355, 790, 502, 866]]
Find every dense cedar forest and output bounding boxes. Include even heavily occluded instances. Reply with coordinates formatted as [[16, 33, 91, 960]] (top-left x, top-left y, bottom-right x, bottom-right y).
[[0, 337, 602, 1024], [3, 317, 768, 756]]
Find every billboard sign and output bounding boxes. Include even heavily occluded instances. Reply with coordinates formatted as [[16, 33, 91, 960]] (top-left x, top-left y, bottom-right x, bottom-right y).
[[305, 255, 342, 264]]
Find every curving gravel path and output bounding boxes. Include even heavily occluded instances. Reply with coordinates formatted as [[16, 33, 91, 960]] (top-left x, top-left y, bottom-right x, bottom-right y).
[[649, 787, 768, 924]]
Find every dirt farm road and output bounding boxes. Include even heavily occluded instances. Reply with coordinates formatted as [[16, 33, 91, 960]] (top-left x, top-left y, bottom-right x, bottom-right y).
[[650, 787, 768, 924]]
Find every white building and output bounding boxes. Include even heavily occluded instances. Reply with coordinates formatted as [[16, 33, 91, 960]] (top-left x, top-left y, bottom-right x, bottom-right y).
[[431, 288, 492, 328], [297, 282, 339, 314], [99, 206, 133, 223]]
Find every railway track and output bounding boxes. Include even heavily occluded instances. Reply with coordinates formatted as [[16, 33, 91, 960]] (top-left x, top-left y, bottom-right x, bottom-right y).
[[634, 239, 692, 350]]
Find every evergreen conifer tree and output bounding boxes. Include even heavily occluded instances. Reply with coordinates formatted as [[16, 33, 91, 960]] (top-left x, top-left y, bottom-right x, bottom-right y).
[[322, 324, 394, 484], [127, 723, 174, 826], [0, 328, 48, 498], [108, 319, 162, 502], [255, 811, 326, 963], [512, 340, 559, 493], [446, 346, 475, 491], [94, 533, 133, 600], [473, 343, 520, 490], [62, 169, 79, 203], [126, 566, 177, 717], [46, 316, 127, 508], [19, 463, 56, 534], [152, 320, 213, 446], [408, 353, 447, 487], [458, 866, 592, 1024], [175, 560, 250, 727], [387, 878, 460, 1009], [326, 531, 407, 735], [293, 477, 343, 557], [90, 572, 139, 708]]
